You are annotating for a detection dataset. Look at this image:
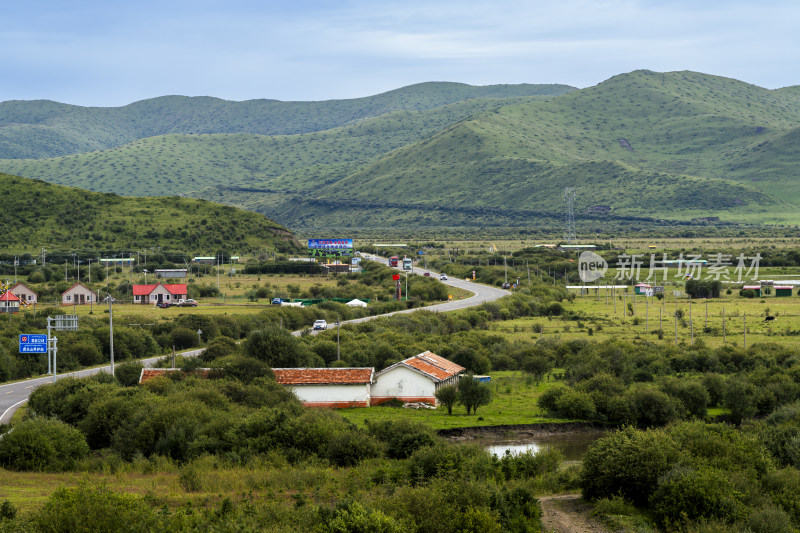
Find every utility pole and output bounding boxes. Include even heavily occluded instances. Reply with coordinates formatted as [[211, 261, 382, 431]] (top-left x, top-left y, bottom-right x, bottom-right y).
[[743, 313, 746, 349], [108, 292, 115, 376]]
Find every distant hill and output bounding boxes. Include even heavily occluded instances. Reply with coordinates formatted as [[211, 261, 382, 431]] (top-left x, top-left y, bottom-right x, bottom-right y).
[[0, 173, 299, 254], [0, 82, 574, 159], [2, 72, 800, 231]]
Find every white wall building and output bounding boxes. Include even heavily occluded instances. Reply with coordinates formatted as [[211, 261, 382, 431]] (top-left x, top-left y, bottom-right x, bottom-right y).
[[273, 368, 374, 408], [371, 351, 464, 406]]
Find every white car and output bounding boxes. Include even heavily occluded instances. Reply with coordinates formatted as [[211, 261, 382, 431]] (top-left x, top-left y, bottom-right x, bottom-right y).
[[440, 274, 448, 280], [313, 319, 328, 330]]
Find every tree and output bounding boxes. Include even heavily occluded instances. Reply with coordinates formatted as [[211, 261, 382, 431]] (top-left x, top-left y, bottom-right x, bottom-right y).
[[435, 385, 458, 415], [522, 354, 552, 384], [245, 324, 304, 367], [457, 373, 492, 415]]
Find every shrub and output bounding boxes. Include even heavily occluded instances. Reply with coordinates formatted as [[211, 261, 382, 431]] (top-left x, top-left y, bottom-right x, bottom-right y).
[[580, 426, 680, 505], [115, 361, 144, 387], [555, 390, 597, 420], [649, 465, 741, 528], [367, 419, 436, 459], [0, 417, 89, 471], [31, 483, 160, 532], [628, 387, 681, 428], [245, 325, 304, 367], [325, 430, 381, 467], [322, 501, 404, 533], [537, 386, 568, 416]]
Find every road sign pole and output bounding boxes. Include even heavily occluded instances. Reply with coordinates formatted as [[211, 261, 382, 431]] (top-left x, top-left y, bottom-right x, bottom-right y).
[[47, 317, 52, 374], [51, 337, 58, 383]]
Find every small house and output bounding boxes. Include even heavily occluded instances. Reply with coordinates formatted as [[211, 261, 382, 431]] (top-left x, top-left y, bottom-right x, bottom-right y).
[[371, 351, 464, 406], [155, 269, 188, 279], [0, 291, 20, 313], [133, 283, 188, 304], [273, 367, 373, 408], [346, 299, 367, 308], [634, 283, 652, 295], [61, 282, 98, 305], [774, 286, 793, 297], [9, 282, 37, 304], [742, 285, 762, 297]]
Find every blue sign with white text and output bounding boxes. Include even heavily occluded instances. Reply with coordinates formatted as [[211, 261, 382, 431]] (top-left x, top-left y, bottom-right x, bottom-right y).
[[19, 334, 47, 353]]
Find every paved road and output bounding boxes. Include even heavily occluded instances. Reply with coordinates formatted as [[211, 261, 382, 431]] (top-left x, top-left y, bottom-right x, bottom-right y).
[[1, 256, 508, 423], [0, 347, 204, 424]]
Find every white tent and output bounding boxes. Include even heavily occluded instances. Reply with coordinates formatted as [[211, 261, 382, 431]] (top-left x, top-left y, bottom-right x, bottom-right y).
[[346, 299, 367, 308]]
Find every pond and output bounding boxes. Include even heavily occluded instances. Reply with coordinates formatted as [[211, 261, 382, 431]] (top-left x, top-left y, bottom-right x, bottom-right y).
[[485, 431, 604, 461]]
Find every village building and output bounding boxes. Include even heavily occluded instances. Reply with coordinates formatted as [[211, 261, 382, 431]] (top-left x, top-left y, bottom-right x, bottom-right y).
[[133, 283, 188, 304], [371, 351, 464, 406], [273, 367, 373, 408], [8, 282, 37, 304], [61, 282, 98, 305], [155, 269, 188, 279], [0, 291, 20, 313], [774, 285, 793, 297]]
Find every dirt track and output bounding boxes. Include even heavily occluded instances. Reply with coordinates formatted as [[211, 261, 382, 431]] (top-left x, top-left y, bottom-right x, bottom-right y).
[[539, 494, 611, 533]]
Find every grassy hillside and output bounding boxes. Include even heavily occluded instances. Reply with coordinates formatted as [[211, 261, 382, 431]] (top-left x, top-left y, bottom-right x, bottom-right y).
[[0, 83, 574, 159], [0, 96, 548, 196], [304, 70, 800, 225], [0, 173, 299, 254], [3, 71, 800, 231]]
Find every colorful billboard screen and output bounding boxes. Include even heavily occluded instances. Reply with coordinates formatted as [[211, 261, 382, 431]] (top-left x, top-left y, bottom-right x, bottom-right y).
[[308, 239, 353, 258]]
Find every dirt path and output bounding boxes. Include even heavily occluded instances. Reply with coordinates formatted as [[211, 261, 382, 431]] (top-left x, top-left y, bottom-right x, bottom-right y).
[[539, 494, 611, 533]]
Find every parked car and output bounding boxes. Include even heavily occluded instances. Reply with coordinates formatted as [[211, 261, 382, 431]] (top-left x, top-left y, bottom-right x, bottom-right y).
[[440, 274, 448, 280], [157, 302, 171, 308], [177, 299, 198, 307], [313, 319, 328, 330]]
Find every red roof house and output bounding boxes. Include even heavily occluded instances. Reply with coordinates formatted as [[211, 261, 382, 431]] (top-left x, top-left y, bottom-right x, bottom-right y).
[[0, 291, 20, 313], [133, 283, 188, 304], [273, 367, 374, 408], [371, 351, 465, 406]]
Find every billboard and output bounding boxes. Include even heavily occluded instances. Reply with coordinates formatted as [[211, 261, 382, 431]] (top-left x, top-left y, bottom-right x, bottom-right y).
[[308, 239, 353, 259]]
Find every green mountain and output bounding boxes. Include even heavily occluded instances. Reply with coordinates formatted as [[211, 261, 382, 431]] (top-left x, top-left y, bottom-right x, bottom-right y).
[[0, 173, 299, 254], [0, 82, 573, 159], [2, 72, 800, 231]]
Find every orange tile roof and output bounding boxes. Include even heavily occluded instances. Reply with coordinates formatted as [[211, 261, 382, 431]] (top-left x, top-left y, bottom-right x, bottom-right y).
[[138, 368, 211, 384], [273, 367, 373, 385], [377, 351, 465, 382]]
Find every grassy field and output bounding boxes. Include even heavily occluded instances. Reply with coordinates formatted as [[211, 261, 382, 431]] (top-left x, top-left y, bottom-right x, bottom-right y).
[[339, 371, 568, 431], [491, 285, 800, 349]]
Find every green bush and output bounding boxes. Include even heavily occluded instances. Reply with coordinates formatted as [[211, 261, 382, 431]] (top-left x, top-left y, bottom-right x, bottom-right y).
[[31, 483, 160, 532], [580, 426, 680, 505], [649, 465, 742, 528], [554, 390, 596, 419], [245, 325, 304, 367], [115, 361, 144, 387], [0, 417, 89, 471], [322, 501, 404, 533], [325, 430, 381, 467], [367, 419, 436, 459]]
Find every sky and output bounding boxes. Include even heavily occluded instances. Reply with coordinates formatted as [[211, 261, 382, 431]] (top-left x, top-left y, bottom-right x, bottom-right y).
[[2, 0, 798, 107]]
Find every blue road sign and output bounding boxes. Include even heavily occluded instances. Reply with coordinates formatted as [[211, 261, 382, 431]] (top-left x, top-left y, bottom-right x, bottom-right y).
[[19, 334, 47, 353]]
